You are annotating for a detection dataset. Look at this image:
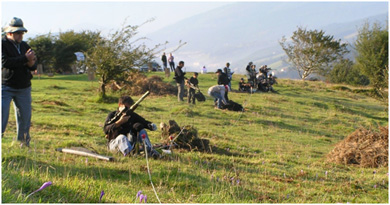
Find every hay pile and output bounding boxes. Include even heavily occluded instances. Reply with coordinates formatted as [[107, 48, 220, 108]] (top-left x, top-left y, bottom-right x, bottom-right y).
[[110, 72, 176, 96], [160, 120, 210, 152], [326, 126, 388, 168]]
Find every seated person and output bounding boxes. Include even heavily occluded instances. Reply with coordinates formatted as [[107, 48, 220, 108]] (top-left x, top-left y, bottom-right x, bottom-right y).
[[103, 96, 159, 157], [239, 78, 251, 92]]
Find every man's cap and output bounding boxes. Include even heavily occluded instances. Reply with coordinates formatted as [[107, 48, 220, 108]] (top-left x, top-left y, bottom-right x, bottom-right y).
[[4, 17, 28, 33], [215, 69, 222, 73], [194, 72, 198, 75], [240, 78, 244, 80]]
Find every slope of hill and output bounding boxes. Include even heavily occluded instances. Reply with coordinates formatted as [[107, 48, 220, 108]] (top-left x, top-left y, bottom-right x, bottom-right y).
[[145, 2, 388, 77], [2, 73, 388, 203]]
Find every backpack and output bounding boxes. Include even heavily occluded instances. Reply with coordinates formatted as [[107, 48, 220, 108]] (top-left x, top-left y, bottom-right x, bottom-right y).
[[194, 90, 206, 102]]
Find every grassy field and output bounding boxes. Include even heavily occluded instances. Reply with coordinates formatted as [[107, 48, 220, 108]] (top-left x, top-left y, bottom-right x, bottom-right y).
[[1, 72, 388, 203]]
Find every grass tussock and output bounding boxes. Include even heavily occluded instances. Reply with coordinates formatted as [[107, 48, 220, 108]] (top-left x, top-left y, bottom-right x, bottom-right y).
[[327, 126, 388, 168]]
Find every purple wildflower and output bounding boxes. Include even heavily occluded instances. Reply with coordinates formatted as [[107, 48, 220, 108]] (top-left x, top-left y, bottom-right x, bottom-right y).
[[137, 191, 142, 198], [99, 190, 105, 202], [216, 177, 219, 182], [286, 194, 289, 199], [26, 181, 52, 199], [144, 195, 147, 203], [36, 181, 52, 192], [373, 184, 377, 189], [140, 194, 144, 203], [373, 170, 376, 174], [236, 179, 240, 185], [325, 171, 328, 176]]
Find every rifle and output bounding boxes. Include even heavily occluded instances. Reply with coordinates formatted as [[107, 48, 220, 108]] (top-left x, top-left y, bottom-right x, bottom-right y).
[[105, 91, 150, 140]]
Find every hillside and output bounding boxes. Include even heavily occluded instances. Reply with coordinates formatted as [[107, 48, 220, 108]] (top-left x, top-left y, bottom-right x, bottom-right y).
[[1, 73, 388, 203], [145, 2, 388, 77]]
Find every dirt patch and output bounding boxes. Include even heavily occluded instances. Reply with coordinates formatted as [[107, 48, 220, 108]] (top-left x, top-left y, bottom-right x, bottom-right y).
[[326, 126, 388, 168]]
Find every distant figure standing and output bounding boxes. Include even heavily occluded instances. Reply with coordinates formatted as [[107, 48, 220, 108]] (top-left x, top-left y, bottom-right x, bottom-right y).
[[201, 66, 207, 74], [2, 17, 37, 147], [168, 53, 175, 72], [245, 62, 253, 81], [223, 62, 233, 90], [174, 61, 186, 102], [161, 52, 167, 69], [161, 52, 170, 78], [216, 69, 229, 101], [186, 72, 199, 104]]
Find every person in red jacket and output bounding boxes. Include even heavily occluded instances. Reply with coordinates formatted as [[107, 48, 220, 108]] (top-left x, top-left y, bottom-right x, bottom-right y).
[[2, 17, 37, 147]]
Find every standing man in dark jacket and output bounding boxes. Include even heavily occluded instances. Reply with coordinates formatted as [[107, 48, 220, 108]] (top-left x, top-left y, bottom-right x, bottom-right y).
[[104, 96, 159, 157], [2, 17, 37, 147], [216, 69, 229, 101], [174, 61, 186, 102]]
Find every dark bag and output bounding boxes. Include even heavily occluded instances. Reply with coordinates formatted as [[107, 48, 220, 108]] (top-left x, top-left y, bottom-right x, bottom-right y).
[[194, 90, 206, 102], [221, 100, 243, 111]]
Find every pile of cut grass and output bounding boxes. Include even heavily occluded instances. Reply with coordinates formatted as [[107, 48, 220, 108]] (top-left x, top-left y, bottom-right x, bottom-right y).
[[327, 126, 388, 168]]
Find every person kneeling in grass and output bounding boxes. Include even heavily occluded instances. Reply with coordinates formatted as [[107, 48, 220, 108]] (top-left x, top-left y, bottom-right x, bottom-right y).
[[103, 96, 160, 157]]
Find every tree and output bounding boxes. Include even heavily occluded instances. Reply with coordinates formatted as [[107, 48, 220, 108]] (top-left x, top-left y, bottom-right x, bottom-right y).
[[86, 21, 163, 98], [53, 30, 99, 73], [28, 34, 55, 73], [329, 58, 369, 86], [28, 31, 99, 73], [354, 21, 388, 97], [280, 27, 349, 80]]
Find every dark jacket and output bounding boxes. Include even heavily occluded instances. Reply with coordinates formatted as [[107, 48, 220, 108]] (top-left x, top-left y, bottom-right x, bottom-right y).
[[2, 36, 37, 89], [217, 73, 229, 85], [188, 77, 199, 90], [161, 55, 167, 63], [174, 66, 186, 84], [104, 110, 152, 139]]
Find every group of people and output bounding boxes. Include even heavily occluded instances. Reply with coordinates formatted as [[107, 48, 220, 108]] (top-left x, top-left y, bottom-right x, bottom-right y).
[[243, 62, 277, 92], [1, 17, 276, 159]]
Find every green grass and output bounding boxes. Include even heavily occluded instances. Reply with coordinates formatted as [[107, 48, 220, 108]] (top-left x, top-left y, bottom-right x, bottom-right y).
[[2, 72, 388, 203]]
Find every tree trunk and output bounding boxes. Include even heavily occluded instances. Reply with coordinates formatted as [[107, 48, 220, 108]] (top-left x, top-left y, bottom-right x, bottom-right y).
[[100, 83, 106, 98]]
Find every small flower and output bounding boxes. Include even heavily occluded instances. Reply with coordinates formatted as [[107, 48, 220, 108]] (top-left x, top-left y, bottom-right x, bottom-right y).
[[373, 170, 377, 174], [139, 194, 147, 203], [216, 177, 219, 182], [325, 171, 328, 176], [286, 194, 289, 199], [85, 158, 88, 164], [169, 136, 173, 141], [136, 191, 142, 198], [236, 179, 240, 185], [300, 170, 304, 174], [373, 184, 377, 189], [140, 194, 144, 203], [141, 134, 146, 139], [99, 190, 105, 202], [26, 181, 53, 199], [36, 181, 52, 192], [283, 173, 286, 178]]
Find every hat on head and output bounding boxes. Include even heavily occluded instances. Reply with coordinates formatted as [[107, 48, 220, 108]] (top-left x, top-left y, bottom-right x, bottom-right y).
[[4, 17, 28, 33], [215, 69, 222, 73], [194, 72, 198, 76]]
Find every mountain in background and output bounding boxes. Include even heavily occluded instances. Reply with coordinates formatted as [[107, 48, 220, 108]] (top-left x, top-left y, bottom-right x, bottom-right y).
[[145, 2, 388, 79]]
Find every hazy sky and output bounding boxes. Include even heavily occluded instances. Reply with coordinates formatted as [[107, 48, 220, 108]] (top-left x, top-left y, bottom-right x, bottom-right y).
[[1, 0, 232, 38]]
